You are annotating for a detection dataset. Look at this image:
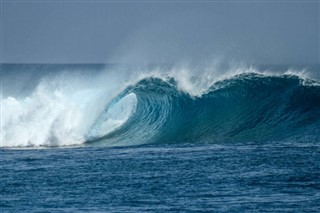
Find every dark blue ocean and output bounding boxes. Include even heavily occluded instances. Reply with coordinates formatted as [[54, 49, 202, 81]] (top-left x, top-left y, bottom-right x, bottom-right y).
[[1, 64, 320, 212]]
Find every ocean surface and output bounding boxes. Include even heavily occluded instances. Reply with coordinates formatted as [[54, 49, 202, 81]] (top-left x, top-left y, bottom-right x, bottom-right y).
[[1, 64, 320, 212]]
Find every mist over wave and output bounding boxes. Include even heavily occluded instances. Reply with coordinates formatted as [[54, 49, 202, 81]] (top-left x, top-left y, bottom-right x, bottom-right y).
[[1, 64, 320, 147]]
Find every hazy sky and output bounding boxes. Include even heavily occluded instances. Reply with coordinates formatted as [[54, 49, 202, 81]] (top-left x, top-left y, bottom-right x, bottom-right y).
[[1, 1, 319, 64]]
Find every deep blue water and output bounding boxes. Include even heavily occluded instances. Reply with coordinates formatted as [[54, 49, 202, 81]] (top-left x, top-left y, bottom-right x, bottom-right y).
[[1, 64, 320, 212], [1, 142, 320, 212]]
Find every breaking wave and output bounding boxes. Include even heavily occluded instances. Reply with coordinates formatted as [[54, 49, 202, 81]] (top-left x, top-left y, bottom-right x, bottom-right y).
[[88, 73, 320, 146], [1, 65, 320, 147]]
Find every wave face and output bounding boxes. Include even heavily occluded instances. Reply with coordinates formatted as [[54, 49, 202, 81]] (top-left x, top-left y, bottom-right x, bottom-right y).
[[88, 73, 320, 146]]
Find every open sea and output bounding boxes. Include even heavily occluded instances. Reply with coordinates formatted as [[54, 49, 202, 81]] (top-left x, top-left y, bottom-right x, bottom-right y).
[[1, 63, 320, 212]]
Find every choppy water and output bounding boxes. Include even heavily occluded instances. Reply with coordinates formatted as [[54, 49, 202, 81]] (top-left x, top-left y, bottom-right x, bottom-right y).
[[1, 142, 320, 212]]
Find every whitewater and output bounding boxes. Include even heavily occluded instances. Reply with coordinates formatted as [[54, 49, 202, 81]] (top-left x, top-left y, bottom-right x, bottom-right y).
[[1, 64, 320, 148]]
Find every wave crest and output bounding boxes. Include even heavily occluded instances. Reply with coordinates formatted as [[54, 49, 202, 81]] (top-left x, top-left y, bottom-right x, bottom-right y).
[[89, 73, 320, 146]]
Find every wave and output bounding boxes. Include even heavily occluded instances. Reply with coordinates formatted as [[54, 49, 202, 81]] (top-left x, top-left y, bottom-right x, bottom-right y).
[[1, 66, 320, 148], [87, 73, 320, 146]]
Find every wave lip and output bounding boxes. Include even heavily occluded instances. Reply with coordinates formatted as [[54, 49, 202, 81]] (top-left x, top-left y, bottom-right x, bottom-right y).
[[90, 73, 320, 146]]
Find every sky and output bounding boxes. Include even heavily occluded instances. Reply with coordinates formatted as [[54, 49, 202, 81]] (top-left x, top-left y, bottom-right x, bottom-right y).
[[1, 1, 319, 64]]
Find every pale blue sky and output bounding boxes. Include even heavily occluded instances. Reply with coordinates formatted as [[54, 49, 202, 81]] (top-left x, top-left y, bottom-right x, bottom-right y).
[[1, 1, 319, 64]]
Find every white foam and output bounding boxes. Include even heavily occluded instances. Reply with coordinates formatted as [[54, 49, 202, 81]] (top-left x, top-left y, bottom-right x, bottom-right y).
[[1, 85, 84, 147], [0, 69, 127, 148]]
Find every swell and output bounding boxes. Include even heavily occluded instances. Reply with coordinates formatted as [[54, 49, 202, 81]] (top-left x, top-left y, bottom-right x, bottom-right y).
[[88, 73, 320, 146]]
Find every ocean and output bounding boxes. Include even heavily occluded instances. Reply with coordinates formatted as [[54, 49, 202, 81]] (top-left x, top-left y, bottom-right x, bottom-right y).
[[1, 63, 320, 212]]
